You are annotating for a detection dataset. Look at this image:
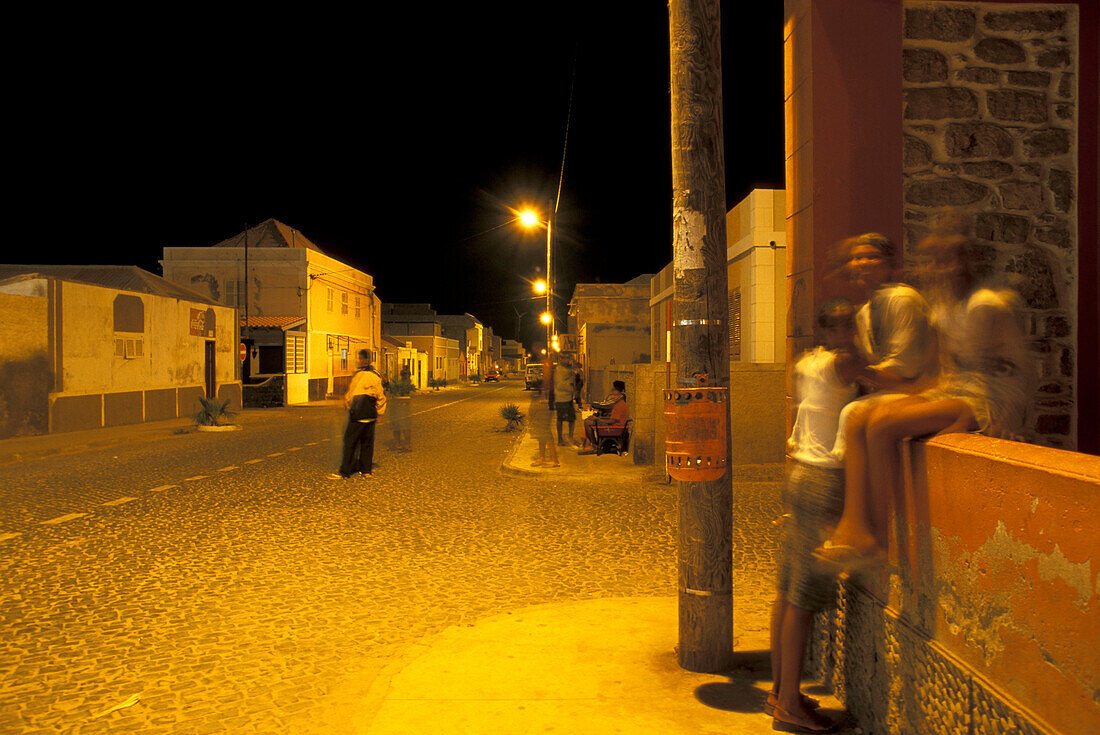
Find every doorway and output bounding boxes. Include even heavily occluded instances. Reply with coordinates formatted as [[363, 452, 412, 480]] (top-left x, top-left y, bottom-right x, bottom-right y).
[[204, 340, 216, 399]]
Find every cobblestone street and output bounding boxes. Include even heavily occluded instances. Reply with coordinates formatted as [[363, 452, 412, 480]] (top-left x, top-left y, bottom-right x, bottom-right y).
[[0, 381, 783, 733]]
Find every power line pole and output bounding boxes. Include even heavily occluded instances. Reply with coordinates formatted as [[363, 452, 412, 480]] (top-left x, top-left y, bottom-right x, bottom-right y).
[[669, 0, 733, 673]]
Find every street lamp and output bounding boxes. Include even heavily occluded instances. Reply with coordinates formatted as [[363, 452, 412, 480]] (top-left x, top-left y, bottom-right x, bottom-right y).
[[519, 206, 554, 353]]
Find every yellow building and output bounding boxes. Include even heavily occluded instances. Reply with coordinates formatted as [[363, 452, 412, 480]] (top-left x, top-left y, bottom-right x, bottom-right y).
[[161, 219, 381, 405], [0, 265, 239, 437]]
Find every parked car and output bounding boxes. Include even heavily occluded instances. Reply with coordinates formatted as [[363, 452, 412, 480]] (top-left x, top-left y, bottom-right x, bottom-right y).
[[485, 369, 500, 382], [524, 363, 544, 390]]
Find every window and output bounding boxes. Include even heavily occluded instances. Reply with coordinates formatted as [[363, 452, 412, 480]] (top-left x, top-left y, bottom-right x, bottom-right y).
[[354, 295, 361, 318], [327, 288, 334, 311], [729, 288, 741, 360], [225, 281, 239, 308], [341, 291, 349, 315], [113, 294, 145, 359], [285, 333, 306, 373]]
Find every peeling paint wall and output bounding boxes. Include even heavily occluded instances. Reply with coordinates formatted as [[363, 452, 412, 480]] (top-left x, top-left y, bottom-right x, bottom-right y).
[[808, 433, 1100, 735]]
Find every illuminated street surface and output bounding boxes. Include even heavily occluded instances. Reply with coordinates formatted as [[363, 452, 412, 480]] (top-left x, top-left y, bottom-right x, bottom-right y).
[[0, 383, 781, 733]]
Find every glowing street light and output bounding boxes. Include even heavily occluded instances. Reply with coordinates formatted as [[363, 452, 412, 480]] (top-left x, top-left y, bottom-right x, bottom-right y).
[[515, 204, 554, 353], [533, 279, 547, 295], [540, 311, 552, 325]]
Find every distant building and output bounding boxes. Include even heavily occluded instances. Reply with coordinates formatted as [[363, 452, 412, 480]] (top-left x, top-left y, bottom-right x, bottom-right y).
[[567, 274, 653, 402], [160, 219, 381, 404], [0, 265, 239, 438], [380, 304, 461, 383], [501, 338, 525, 374]]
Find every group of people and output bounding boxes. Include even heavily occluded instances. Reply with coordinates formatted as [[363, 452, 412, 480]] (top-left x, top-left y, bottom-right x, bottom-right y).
[[329, 350, 417, 480], [770, 219, 1033, 733], [528, 355, 631, 467]]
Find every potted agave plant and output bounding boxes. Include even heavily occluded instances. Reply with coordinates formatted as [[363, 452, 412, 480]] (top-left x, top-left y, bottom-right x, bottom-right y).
[[194, 397, 240, 432]]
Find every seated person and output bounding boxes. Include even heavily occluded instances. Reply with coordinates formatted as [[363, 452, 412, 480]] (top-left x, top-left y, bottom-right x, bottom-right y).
[[579, 380, 629, 454]]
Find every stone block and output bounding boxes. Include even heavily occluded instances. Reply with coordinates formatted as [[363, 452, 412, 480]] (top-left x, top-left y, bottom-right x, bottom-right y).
[[902, 48, 948, 83], [959, 161, 1014, 180], [904, 7, 975, 41], [1004, 70, 1051, 88], [1055, 102, 1074, 120], [904, 135, 933, 168], [905, 179, 989, 206], [975, 212, 1030, 244], [1037, 47, 1072, 69], [904, 87, 978, 119], [1005, 247, 1061, 308], [1057, 72, 1074, 98], [1034, 225, 1071, 249], [975, 37, 1027, 64], [1022, 127, 1070, 157], [983, 9, 1066, 33], [944, 122, 1013, 158], [987, 89, 1048, 122], [955, 66, 999, 84], [1049, 169, 1073, 212], [999, 180, 1045, 211]]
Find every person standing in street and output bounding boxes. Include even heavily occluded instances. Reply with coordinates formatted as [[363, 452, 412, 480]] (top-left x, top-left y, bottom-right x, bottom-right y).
[[388, 364, 415, 451], [552, 356, 578, 447], [330, 349, 386, 480]]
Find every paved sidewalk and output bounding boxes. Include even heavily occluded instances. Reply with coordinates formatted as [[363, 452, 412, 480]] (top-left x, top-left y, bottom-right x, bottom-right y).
[[500, 426, 666, 484], [362, 596, 849, 734]]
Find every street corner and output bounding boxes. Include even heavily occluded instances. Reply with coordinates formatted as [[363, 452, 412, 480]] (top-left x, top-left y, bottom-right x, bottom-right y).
[[500, 428, 656, 485]]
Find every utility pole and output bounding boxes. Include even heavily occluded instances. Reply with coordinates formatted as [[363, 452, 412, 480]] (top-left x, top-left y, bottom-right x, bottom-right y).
[[669, 0, 733, 673]]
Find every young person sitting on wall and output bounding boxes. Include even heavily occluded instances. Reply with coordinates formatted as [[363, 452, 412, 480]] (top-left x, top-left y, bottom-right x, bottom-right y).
[[816, 217, 1034, 568], [578, 380, 629, 455]]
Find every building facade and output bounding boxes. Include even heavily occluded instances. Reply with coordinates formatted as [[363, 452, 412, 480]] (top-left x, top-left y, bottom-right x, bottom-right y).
[[161, 219, 381, 404], [0, 265, 239, 437], [567, 274, 653, 403]]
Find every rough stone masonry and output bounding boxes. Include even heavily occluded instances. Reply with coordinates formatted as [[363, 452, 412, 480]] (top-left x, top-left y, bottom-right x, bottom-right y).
[[901, 2, 1079, 449]]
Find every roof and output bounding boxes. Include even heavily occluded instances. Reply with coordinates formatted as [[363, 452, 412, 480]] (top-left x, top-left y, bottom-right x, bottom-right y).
[[240, 315, 306, 330], [0, 265, 220, 305], [213, 219, 324, 253]]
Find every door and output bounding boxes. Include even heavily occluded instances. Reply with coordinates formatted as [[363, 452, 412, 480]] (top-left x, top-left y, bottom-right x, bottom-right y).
[[204, 340, 216, 399]]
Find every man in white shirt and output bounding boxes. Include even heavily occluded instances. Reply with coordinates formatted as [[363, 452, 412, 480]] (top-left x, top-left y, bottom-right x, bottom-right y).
[[330, 349, 386, 479]]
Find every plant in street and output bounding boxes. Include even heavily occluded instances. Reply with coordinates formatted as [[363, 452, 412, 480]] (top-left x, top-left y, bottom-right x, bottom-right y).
[[194, 397, 235, 427], [500, 403, 524, 432], [429, 378, 447, 390]]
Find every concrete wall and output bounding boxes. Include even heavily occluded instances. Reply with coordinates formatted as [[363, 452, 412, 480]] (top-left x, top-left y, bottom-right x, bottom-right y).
[[806, 434, 1100, 735], [0, 290, 49, 438]]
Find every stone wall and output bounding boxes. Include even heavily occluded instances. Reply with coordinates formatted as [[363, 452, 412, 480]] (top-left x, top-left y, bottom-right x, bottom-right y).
[[902, 2, 1080, 449]]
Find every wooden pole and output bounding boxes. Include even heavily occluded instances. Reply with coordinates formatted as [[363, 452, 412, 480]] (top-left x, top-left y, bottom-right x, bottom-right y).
[[669, 0, 733, 673]]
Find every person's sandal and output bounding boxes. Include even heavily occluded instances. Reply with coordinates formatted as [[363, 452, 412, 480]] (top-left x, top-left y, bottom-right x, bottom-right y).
[[765, 693, 820, 717], [771, 704, 837, 733]]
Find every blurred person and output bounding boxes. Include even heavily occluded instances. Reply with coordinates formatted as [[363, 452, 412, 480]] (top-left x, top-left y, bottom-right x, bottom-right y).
[[330, 349, 386, 480], [819, 221, 1033, 566], [388, 364, 415, 451], [553, 356, 578, 446], [769, 298, 868, 734], [814, 233, 937, 564], [529, 362, 559, 468]]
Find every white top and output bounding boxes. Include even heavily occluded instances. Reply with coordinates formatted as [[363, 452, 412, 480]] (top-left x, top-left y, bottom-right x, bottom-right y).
[[788, 347, 858, 468], [855, 283, 937, 383]]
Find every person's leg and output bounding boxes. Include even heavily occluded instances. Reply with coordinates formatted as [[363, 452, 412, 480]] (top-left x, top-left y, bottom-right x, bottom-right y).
[[360, 421, 376, 475], [864, 397, 976, 537], [770, 594, 788, 698], [338, 419, 363, 477], [566, 420, 576, 445], [773, 604, 835, 731], [556, 411, 565, 444], [546, 433, 559, 465], [824, 401, 878, 551]]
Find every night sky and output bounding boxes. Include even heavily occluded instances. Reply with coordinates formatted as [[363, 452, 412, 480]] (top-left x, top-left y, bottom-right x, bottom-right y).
[[13, 2, 782, 348]]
